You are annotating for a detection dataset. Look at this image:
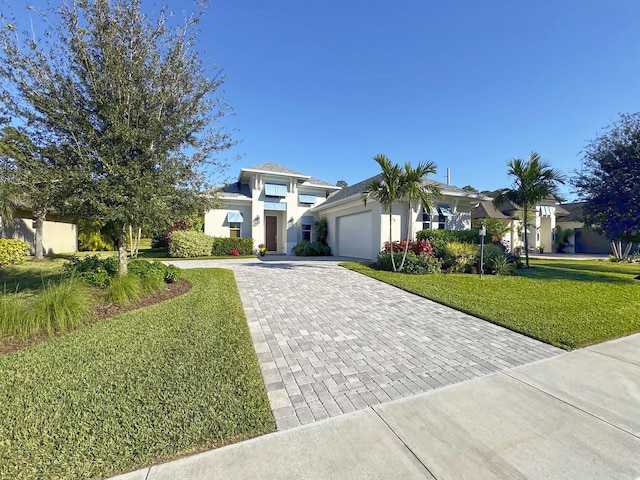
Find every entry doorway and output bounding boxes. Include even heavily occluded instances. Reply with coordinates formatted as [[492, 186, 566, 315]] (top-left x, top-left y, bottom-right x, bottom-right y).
[[266, 216, 278, 251]]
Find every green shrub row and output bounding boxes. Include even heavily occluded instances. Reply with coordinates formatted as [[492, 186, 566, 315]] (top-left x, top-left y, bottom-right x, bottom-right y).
[[0, 239, 30, 267], [63, 256, 181, 286], [167, 231, 254, 257], [416, 229, 479, 257], [292, 241, 331, 256], [211, 237, 254, 256], [443, 242, 478, 273], [377, 251, 443, 274]]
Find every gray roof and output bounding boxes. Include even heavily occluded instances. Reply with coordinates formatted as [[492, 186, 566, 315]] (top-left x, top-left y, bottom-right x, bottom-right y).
[[472, 201, 510, 220], [306, 176, 339, 188], [317, 174, 484, 210], [242, 162, 308, 177], [556, 202, 585, 222], [218, 181, 251, 200]]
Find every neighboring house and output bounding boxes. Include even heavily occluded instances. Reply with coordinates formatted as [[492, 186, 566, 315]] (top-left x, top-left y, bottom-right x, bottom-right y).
[[555, 202, 611, 254], [204, 163, 341, 254], [311, 175, 485, 260], [472, 193, 569, 253], [0, 208, 78, 254]]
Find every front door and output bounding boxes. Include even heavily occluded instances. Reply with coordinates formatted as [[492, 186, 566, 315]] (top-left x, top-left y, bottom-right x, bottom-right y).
[[266, 216, 277, 251]]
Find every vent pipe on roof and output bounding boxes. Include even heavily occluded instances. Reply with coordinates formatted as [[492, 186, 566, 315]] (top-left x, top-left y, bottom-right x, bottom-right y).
[[447, 168, 451, 186]]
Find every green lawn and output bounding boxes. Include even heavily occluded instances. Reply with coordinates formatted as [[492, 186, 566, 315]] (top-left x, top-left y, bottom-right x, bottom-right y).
[[342, 259, 640, 350], [0, 268, 275, 479]]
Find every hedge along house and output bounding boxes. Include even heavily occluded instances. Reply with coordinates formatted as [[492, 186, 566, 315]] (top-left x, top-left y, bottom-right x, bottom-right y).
[[472, 192, 570, 253], [0, 208, 78, 254], [310, 175, 486, 260], [204, 163, 341, 253]]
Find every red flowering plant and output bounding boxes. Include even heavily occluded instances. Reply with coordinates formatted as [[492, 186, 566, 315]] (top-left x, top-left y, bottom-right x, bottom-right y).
[[383, 239, 435, 257], [230, 249, 240, 256]]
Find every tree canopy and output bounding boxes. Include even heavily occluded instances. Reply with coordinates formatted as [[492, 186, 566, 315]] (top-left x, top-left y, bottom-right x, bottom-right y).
[[573, 113, 640, 257], [0, 0, 233, 271]]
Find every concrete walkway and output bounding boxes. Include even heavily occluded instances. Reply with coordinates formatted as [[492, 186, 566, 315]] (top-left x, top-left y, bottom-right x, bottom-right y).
[[114, 333, 640, 479], [167, 257, 561, 429]]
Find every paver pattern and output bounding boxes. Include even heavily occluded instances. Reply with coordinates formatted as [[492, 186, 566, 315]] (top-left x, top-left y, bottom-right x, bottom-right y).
[[169, 257, 563, 430]]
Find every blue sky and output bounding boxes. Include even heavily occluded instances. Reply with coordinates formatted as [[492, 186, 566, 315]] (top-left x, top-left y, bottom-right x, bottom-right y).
[[6, 1, 640, 199], [202, 1, 640, 199]]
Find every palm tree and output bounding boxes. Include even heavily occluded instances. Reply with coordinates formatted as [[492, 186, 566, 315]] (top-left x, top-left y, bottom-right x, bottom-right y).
[[363, 154, 404, 272], [397, 161, 439, 271], [493, 152, 565, 268]]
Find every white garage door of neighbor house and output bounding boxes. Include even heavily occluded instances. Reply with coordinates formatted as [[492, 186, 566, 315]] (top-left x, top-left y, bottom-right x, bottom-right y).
[[337, 212, 372, 259]]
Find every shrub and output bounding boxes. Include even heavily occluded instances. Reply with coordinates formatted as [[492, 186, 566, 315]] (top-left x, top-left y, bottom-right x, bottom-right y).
[[62, 255, 119, 286], [314, 217, 328, 245], [416, 229, 479, 258], [152, 219, 192, 250], [0, 292, 28, 338], [104, 274, 143, 306], [210, 237, 254, 256], [0, 239, 30, 267], [377, 251, 443, 274], [140, 274, 166, 294], [292, 241, 331, 256], [29, 279, 93, 336], [491, 255, 517, 275], [383, 239, 435, 257], [168, 230, 214, 258], [163, 264, 181, 283], [443, 242, 478, 273]]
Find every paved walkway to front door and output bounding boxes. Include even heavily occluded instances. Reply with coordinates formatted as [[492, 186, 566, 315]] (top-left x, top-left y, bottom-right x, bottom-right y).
[[169, 257, 562, 430]]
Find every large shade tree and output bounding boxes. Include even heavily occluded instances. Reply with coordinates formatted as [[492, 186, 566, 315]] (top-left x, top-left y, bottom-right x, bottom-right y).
[[0, 0, 233, 272], [493, 152, 565, 268], [573, 113, 640, 258]]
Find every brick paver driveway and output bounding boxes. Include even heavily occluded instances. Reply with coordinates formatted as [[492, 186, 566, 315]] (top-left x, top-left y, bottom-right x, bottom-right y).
[[169, 257, 562, 430]]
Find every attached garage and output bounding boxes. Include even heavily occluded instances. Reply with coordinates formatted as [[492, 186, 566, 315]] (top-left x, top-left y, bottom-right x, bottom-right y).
[[574, 228, 611, 254], [336, 211, 373, 259]]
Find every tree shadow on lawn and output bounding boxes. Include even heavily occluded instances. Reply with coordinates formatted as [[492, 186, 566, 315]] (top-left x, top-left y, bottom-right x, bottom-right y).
[[519, 263, 639, 285], [0, 266, 65, 293]]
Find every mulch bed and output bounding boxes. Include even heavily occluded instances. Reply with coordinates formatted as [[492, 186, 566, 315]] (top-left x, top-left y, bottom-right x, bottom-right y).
[[0, 279, 192, 357]]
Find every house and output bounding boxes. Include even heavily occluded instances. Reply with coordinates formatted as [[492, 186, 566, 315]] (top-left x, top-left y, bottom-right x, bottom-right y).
[[204, 163, 341, 253], [0, 208, 78, 254], [555, 202, 611, 254], [310, 175, 486, 259], [471, 193, 569, 253]]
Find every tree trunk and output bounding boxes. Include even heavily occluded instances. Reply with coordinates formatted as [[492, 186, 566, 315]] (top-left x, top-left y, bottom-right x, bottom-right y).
[[398, 202, 412, 272], [118, 226, 128, 274], [33, 211, 46, 260], [523, 205, 530, 268], [389, 207, 397, 272]]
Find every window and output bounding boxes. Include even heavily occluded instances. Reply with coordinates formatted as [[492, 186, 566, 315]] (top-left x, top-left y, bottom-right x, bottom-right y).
[[301, 216, 314, 242], [230, 222, 241, 238], [422, 207, 445, 230]]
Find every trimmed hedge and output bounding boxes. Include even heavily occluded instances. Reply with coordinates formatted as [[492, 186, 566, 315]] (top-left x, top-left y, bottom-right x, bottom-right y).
[[0, 239, 30, 267], [211, 237, 254, 256], [168, 230, 214, 258], [292, 241, 331, 256], [416, 229, 479, 258], [377, 251, 443, 274]]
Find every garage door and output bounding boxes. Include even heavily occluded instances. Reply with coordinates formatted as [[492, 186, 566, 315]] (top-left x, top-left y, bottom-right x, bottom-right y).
[[336, 211, 372, 259]]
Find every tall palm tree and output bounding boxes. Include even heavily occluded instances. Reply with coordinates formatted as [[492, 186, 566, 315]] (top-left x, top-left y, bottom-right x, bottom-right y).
[[363, 154, 404, 272], [493, 152, 565, 268], [397, 161, 439, 271]]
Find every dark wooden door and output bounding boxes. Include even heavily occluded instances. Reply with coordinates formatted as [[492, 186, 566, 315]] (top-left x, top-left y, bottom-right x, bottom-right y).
[[266, 216, 277, 251]]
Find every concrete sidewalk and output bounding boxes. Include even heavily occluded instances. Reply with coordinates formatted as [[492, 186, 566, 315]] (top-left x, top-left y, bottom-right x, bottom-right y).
[[113, 333, 640, 480]]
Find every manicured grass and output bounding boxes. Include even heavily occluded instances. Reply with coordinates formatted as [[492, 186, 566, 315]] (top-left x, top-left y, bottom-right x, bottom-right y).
[[341, 259, 640, 350], [0, 268, 275, 479], [0, 259, 67, 293]]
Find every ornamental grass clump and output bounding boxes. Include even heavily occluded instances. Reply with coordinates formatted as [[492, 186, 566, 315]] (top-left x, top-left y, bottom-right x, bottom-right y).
[[0, 291, 29, 338], [104, 274, 143, 306], [28, 279, 93, 336]]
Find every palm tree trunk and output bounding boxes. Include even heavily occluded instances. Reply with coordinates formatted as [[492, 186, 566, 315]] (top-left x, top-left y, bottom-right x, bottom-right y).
[[389, 208, 397, 272], [399, 202, 412, 271], [523, 204, 530, 268]]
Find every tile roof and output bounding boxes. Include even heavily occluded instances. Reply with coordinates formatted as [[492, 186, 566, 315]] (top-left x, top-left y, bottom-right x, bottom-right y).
[[218, 181, 251, 200], [556, 202, 586, 222], [472, 201, 510, 220], [315, 174, 485, 210], [243, 162, 308, 177]]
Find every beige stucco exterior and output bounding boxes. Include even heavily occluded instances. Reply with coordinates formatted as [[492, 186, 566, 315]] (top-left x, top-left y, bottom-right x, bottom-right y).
[[0, 211, 78, 254]]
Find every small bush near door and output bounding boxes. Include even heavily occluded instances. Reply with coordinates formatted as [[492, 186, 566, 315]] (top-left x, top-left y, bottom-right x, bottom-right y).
[[211, 238, 254, 256], [292, 241, 331, 256]]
